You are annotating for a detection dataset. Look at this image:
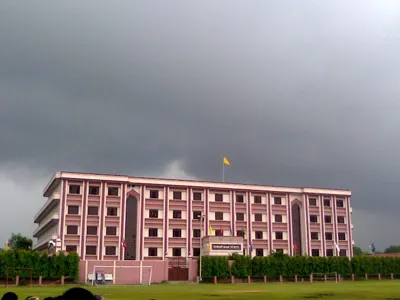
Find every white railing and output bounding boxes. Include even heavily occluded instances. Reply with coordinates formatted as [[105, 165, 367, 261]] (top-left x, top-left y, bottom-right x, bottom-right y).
[[34, 192, 61, 222]]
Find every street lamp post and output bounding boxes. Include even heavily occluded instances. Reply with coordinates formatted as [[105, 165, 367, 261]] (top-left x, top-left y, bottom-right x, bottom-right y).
[[199, 215, 206, 282]]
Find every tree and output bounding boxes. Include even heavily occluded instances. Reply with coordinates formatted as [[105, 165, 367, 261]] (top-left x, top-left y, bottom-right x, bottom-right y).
[[384, 245, 400, 254], [8, 233, 33, 250], [353, 246, 365, 256]]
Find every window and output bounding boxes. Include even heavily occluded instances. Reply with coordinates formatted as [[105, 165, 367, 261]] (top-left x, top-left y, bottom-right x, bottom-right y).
[[309, 198, 317, 206], [236, 194, 244, 203], [236, 213, 244, 221], [149, 210, 158, 218], [339, 249, 347, 257], [255, 231, 263, 240], [337, 216, 345, 224], [310, 215, 318, 223], [256, 249, 264, 257], [193, 229, 201, 238], [275, 232, 283, 240], [173, 210, 182, 219], [336, 200, 344, 208], [172, 248, 181, 257], [173, 191, 182, 200], [69, 185, 81, 194], [254, 214, 263, 222], [193, 192, 202, 201], [325, 232, 333, 240], [275, 249, 284, 254], [105, 246, 116, 256], [148, 248, 158, 257], [87, 206, 99, 216], [311, 232, 319, 240], [172, 229, 182, 238], [68, 205, 79, 215], [108, 187, 119, 196], [106, 227, 117, 236], [150, 190, 159, 199], [215, 193, 223, 202], [326, 249, 334, 257], [89, 186, 99, 195], [86, 246, 97, 255], [65, 245, 77, 253], [87, 226, 97, 235], [107, 207, 118, 216], [274, 197, 282, 205], [324, 199, 331, 207], [215, 212, 224, 220], [254, 196, 262, 204], [274, 215, 282, 223], [237, 230, 244, 237], [67, 226, 78, 235], [338, 232, 346, 241], [149, 228, 158, 237], [324, 216, 332, 223], [215, 230, 223, 236], [193, 211, 201, 220], [193, 248, 200, 257], [311, 249, 320, 257]]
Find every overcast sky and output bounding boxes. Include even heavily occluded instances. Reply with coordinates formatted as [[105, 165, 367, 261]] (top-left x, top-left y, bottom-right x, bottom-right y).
[[1, 1, 400, 251]]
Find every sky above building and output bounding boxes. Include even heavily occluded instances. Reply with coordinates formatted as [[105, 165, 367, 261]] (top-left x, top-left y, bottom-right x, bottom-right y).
[[1, 1, 400, 251]]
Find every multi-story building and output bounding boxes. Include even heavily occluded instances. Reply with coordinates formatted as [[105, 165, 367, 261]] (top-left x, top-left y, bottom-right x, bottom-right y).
[[33, 171, 353, 260]]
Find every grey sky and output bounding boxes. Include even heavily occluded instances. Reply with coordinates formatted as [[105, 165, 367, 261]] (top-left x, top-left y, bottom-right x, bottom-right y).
[[1, 1, 400, 250]]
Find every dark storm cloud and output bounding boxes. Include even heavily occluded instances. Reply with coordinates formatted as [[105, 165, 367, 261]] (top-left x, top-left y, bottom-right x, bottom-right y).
[[1, 1, 400, 249]]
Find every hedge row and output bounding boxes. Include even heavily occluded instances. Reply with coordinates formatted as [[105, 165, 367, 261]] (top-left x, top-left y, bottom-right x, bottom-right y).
[[0, 250, 80, 281], [201, 254, 400, 279]]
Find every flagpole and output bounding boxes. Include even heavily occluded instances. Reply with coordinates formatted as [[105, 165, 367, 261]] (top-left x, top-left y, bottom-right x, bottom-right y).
[[222, 159, 225, 182]]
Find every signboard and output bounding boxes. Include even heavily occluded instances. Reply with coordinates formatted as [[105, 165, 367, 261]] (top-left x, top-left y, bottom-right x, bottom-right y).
[[211, 244, 241, 251]]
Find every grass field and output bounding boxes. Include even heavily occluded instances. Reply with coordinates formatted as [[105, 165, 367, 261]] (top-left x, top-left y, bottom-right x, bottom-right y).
[[1, 281, 400, 300]]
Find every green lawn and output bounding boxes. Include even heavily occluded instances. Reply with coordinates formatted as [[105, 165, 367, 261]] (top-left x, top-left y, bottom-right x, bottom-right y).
[[1, 281, 400, 300]]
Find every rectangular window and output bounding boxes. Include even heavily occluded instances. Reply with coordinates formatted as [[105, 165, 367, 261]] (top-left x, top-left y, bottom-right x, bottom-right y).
[[310, 215, 318, 223], [312, 249, 320, 257], [87, 226, 97, 235], [173, 191, 182, 200], [105, 246, 116, 256], [193, 211, 201, 220], [106, 227, 117, 236], [236, 213, 244, 221], [215, 193, 223, 202], [309, 198, 317, 206], [107, 207, 118, 216], [254, 196, 262, 204], [338, 233, 346, 241], [311, 232, 319, 240], [274, 215, 282, 223], [172, 248, 181, 257], [256, 249, 264, 257], [172, 229, 182, 238], [326, 249, 334, 257], [149, 228, 158, 237], [215, 212, 224, 220], [108, 187, 119, 196], [148, 248, 158, 257], [193, 229, 201, 238], [89, 186, 100, 195], [215, 230, 223, 237], [324, 215, 332, 223], [339, 249, 347, 257], [337, 216, 345, 224], [275, 232, 283, 240], [193, 248, 200, 257], [87, 206, 99, 216], [325, 232, 333, 240], [69, 185, 81, 194], [68, 205, 79, 215], [254, 214, 263, 222], [67, 226, 78, 235], [236, 194, 244, 203], [86, 246, 97, 255], [150, 190, 159, 199], [275, 249, 284, 254], [255, 231, 263, 240], [65, 245, 77, 253], [149, 209, 158, 218], [237, 230, 244, 238], [336, 200, 344, 208], [193, 192, 202, 201], [274, 197, 282, 205], [173, 210, 182, 219], [324, 199, 331, 207]]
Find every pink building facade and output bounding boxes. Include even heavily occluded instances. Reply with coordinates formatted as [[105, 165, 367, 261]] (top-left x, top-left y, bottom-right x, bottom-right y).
[[33, 172, 353, 280]]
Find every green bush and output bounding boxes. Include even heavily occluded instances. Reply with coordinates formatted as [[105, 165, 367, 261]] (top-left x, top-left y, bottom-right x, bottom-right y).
[[0, 250, 79, 281]]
